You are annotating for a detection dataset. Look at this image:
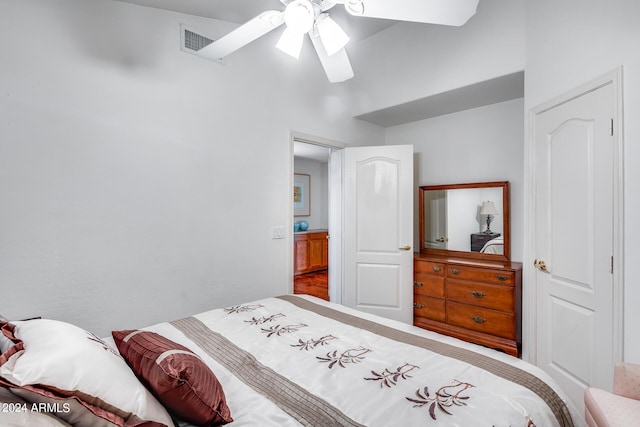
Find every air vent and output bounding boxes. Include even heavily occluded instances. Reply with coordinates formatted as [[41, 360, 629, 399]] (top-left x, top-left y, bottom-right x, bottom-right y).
[[183, 29, 213, 52], [180, 24, 223, 64]]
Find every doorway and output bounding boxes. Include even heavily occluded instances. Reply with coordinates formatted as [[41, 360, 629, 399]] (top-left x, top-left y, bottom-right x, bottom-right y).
[[290, 133, 345, 302]]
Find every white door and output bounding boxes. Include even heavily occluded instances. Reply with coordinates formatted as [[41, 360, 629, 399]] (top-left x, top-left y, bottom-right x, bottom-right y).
[[532, 76, 619, 413], [424, 190, 448, 250], [342, 145, 414, 323]]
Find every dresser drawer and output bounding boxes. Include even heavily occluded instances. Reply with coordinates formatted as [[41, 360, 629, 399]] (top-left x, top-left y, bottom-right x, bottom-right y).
[[447, 265, 515, 286], [446, 280, 514, 312], [414, 295, 445, 322], [414, 274, 445, 298], [415, 260, 446, 276], [446, 302, 515, 339]]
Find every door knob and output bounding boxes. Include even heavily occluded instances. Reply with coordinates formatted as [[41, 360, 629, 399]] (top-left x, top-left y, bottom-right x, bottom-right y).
[[399, 245, 412, 251], [533, 259, 548, 271]]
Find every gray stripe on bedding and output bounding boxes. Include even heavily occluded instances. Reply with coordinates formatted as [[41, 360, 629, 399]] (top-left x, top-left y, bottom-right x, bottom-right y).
[[170, 316, 365, 427], [277, 295, 574, 427]]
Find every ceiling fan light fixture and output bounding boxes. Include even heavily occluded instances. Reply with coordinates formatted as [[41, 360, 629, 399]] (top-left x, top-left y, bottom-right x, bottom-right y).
[[276, 27, 305, 59], [283, 0, 316, 34], [315, 13, 350, 56], [344, 0, 364, 16]]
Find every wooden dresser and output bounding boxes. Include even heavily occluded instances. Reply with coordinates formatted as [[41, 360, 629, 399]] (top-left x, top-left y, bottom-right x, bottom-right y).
[[413, 253, 522, 357]]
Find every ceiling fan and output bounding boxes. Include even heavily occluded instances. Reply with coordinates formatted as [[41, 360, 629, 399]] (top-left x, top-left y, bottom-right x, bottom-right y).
[[195, 0, 479, 83]]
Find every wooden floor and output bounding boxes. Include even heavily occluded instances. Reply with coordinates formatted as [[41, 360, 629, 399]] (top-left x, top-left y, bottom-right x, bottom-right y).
[[293, 269, 329, 301]]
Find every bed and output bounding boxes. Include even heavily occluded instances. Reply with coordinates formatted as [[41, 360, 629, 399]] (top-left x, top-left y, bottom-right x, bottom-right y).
[[1, 295, 581, 427], [480, 235, 504, 254]]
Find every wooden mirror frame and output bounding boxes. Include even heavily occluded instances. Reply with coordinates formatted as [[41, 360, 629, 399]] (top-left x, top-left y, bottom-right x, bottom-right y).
[[419, 181, 511, 261]]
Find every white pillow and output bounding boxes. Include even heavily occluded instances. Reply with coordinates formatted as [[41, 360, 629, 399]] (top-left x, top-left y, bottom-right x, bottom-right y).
[[0, 319, 175, 427]]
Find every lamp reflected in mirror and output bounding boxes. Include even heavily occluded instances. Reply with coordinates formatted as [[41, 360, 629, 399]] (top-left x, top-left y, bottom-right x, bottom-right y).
[[479, 201, 500, 233]]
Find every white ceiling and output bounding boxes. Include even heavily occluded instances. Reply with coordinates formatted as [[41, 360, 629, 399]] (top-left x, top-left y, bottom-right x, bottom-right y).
[[294, 141, 331, 162], [113, 0, 398, 42], [111, 0, 524, 129]]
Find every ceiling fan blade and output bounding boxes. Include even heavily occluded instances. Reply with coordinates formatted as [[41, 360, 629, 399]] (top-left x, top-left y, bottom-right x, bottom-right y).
[[197, 10, 284, 61], [310, 33, 354, 83], [347, 0, 479, 26]]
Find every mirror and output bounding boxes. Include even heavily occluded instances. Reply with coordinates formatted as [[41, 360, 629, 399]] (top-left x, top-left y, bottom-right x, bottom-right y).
[[419, 181, 511, 261]]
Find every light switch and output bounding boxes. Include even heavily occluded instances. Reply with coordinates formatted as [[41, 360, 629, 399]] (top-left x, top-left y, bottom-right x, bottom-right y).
[[272, 225, 286, 239]]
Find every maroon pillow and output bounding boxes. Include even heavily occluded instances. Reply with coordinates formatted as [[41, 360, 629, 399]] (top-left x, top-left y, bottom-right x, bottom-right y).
[[112, 330, 232, 427]]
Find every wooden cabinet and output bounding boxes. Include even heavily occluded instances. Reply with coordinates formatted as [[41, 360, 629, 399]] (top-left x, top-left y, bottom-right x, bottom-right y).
[[413, 254, 522, 357], [294, 231, 328, 275]]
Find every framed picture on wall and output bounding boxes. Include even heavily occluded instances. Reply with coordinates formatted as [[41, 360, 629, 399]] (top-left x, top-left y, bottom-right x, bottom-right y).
[[293, 173, 310, 216]]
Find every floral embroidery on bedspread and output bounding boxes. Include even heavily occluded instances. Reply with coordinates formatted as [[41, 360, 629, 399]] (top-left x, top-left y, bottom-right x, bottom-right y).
[[365, 363, 420, 388], [224, 303, 265, 314], [291, 335, 337, 350], [317, 347, 372, 369], [406, 380, 474, 421], [261, 323, 308, 337], [245, 313, 286, 325]]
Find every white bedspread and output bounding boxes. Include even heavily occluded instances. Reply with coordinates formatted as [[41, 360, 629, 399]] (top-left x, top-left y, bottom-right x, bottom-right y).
[[137, 295, 581, 427], [480, 235, 504, 254]]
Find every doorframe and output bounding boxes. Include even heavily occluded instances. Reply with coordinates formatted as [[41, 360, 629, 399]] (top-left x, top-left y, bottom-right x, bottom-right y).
[[524, 67, 625, 367], [288, 131, 347, 300]]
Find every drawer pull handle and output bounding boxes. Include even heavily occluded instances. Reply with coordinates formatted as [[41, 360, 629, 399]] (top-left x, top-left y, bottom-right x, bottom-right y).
[[496, 275, 508, 281], [432, 266, 442, 272], [414, 281, 424, 287], [414, 303, 424, 309], [451, 269, 461, 275], [470, 291, 486, 298], [470, 316, 486, 324]]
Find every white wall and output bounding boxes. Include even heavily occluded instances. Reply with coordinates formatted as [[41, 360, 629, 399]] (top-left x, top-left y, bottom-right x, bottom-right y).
[[386, 98, 525, 261], [348, 0, 525, 116], [0, 0, 384, 337], [293, 158, 328, 230], [524, 0, 640, 362]]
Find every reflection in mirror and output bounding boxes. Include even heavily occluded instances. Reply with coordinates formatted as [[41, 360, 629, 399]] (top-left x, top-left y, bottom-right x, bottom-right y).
[[423, 190, 448, 250], [420, 181, 510, 261]]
